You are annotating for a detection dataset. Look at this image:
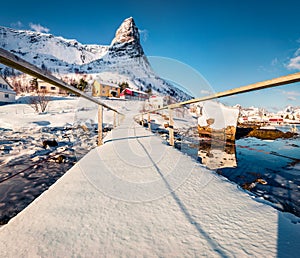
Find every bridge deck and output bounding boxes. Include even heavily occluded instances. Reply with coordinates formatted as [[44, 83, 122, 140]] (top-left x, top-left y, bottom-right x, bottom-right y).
[[0, 112, 299, 257]]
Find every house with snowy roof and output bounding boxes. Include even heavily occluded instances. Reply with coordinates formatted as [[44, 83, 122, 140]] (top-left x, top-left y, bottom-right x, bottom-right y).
[[92, 80, 120, 98], [0, 75, 16, 105], [36, 79, 67, 95], [148, 95, 175, 108], [120, 88, 148, 100]]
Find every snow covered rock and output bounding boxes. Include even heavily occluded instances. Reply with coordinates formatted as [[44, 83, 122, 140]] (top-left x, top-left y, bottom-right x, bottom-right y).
[[109, 17, 144, 58]]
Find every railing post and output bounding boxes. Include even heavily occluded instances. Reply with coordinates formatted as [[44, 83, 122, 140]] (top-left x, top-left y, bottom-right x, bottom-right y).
[[148, 112, 151, 130], [141, 113, 144, 126], [113, 111, 117, 128], [98, 105, 103, 146], [169, 108, 174, 146]]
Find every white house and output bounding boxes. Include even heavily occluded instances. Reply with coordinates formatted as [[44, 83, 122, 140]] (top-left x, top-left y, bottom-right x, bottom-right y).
[[0, 76, 16, 105], [148, 95, 175, 109]]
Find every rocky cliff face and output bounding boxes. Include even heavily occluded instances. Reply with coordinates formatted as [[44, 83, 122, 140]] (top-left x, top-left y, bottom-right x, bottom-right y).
[[112, 17, 140, 45], [109, 17, 144, 58]]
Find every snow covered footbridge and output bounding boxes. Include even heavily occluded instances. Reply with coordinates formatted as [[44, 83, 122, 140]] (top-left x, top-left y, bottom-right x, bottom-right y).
[[0, 108, 300, 257], [1, 48, 300, 257]]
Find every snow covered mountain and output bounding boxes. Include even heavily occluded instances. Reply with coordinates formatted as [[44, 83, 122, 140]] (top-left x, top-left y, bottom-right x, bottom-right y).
[[0, 17, 191, 101]]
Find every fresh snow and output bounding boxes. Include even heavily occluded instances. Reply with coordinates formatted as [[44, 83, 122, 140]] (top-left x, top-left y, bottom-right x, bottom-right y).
[[197, 101, 240, 129], [0, 99, 299, 257], [0, 27, 108, 66]]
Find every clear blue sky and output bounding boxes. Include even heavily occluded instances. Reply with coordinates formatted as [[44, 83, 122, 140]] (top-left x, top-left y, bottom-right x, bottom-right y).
[[1, 0, 300, 111]]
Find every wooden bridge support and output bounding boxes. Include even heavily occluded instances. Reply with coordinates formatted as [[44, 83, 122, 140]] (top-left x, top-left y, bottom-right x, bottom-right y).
[[141, 114, 144, 126], [113, 111, 117, 128], [148, 113, 151, 130], [98, 105, 103, 146], [168, 108, 174, 146]]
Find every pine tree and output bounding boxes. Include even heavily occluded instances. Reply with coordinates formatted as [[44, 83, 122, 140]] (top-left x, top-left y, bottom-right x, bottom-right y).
[[119, 82, 129, 92], [78, 78, 88, 91]]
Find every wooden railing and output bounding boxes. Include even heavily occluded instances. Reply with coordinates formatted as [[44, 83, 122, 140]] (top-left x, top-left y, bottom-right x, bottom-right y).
[[0, 48, 124, 146], [139, 72, 300, 145], [2, 47, 300, 146]]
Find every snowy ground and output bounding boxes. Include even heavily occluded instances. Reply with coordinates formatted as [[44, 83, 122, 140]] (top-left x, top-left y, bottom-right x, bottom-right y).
[[0, 96, 197, 224], [0, 99, 300, 257], [0, 97, 130, 224]]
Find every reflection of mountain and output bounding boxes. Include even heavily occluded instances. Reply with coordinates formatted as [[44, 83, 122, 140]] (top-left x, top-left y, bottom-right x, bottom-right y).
[[198, 140, 237, 170]]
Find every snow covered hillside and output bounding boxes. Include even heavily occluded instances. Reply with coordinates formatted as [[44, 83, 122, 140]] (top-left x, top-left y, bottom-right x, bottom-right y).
[[0, 17, 191, 101]]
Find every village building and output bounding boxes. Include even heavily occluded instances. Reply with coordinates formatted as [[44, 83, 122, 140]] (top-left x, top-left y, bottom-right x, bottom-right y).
[[148, 95, 168, 109], [148, 95, 176, 108], [0, 75, 16, 105], [120, 88, 148, 100], [92, 81, 120, 98], [37, 79, 67, 95], [268, 117, 284, 124]]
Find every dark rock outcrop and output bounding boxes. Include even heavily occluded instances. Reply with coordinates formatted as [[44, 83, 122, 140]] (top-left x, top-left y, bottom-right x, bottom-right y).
[[108, 17, 144, 58]]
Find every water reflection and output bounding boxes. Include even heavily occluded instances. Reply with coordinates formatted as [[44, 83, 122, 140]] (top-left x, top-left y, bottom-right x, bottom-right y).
[[188, 135, 300, 217], [154, 122, 300, 217], [198, 140, 237, 170]]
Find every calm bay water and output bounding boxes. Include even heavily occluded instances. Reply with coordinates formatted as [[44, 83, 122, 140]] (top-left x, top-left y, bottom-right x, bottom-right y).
[[220, 136, 300, 216], [176, 125, 300, 217]]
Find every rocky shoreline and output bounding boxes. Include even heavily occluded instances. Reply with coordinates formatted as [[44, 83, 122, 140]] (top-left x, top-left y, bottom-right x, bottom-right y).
[[236, 124, 298, 140]]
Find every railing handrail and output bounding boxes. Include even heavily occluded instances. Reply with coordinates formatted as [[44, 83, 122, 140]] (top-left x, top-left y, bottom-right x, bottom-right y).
[[2, 47, 299, 118], [0, 48, 123, 115], [140, 71, 300, 115]]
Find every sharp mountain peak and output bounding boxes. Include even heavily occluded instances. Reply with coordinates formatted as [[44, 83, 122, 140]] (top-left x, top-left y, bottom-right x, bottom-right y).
[[0, 17, 191, 101], [109, 17, 144, 58], [111, 17, 139, 44]]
